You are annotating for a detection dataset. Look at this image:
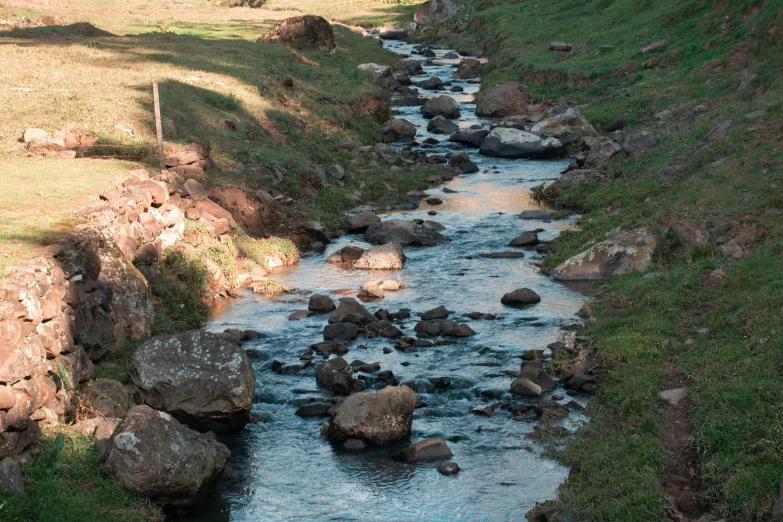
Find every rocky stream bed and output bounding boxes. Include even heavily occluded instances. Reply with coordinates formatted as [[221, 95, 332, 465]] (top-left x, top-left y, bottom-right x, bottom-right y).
[[197, 38, 594, 521]]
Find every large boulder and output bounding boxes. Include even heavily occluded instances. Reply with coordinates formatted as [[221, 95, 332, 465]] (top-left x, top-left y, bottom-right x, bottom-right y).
[[585, 139, 623, 168], [480, 128, 564, 159], [382, 118, 417, 143], [129, 330, 255, 432], [530, 108, 599, 145], [501, 288, 541, 308], [475, 82, 529, 117], [257, 15, 336, 53], [414, 0, 465, 25], [309, 294, 336, 313], [99, 405, 230, 507], [365, 219, 449, 246], [551, 228, 657, 281], [622, 130, 659, 156], [316, 357, 354, 395], [397, 437, 453, 462], [422, 96, 461, 119], [345, 213, 381, 233], [427, 116, 459, 135], [329, 297, 375, 325], [545, 169, 602, 196], [448, 128, 489, 148], [323, 386, 415, 445], [353, 243, 407, 270]]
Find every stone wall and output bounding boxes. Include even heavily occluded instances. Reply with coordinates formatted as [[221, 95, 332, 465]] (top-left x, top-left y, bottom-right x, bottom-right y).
[[0, 142, 243, 458]]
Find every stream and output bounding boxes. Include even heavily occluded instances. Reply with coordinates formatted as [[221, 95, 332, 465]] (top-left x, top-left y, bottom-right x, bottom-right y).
[[198, 39, 589, 521]]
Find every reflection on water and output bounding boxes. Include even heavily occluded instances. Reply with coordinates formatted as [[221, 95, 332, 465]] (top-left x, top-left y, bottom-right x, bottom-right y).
[[196, 40, 590, 522]]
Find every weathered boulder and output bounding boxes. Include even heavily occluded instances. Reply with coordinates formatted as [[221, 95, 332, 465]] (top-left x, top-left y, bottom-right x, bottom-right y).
[[509, 231, 539, 247], [480, 128, 564, 159], [414, 0, 465, 25], [99, 405, 230, 507], [530, 108, 598, 144], [382, 118, 417, 143], [551, 228, 656, 281], [91, 378, 135, 418], [129, 330, 255, 432], [440, 320, 475, 337], [98, 244, 154, 352], [414, 320, 441, 337], [427, 116, 459, 135], [501, 288, 541, 308], [453, 63, 477, 79], [359, 278, 386, 299], [448, 128, 489, 148], [365, 219, 449, 246], [309, 294, 336, 313], [622, 130, 659, 156], [323, 322, 360, 341], [0, 458, 24, 494], [420, 305, 448, 320], [326, 246, 366, 265], [585, 140, 623, 168], [546, 169, 602, 195], [323, 386, 415, 445], [475, 82, 529, 118], [422, 96, 461, 119], [316, 357, 354, 395], [438, 461, 461, 475], [510, 378, 542, 396], [397, 437, 453, 462], [420, 76, 444, 90], [345, 213, 381, 233], [329, 297, 375, 325], [257, 15, 336, 53], [353, 243, 407, 270]]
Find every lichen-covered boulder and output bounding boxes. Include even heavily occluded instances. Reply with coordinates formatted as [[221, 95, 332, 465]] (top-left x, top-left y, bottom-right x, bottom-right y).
[[551, 228, 656, 281], [129, 330, 255, 432], [99, 405, 230, 507], [480, 128, 564, 159], [353, 243, 407, 270], [323, 386, 415, 445], [257, 15, 336, 53]]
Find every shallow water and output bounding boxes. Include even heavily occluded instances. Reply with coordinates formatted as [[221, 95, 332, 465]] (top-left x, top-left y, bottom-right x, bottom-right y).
[[198, 40, 589, 522]]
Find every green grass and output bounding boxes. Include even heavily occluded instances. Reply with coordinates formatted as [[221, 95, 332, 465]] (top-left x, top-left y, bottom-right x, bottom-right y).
[[250, 278, 292, 295], [436, 0, 783, 520], [234, 232, 299, 268], [0, 427, 162, 521], [150, 250, 211, 335]]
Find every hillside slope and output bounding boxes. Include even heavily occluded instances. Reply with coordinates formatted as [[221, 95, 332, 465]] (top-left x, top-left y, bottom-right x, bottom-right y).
[[429, 0, 783, 520]]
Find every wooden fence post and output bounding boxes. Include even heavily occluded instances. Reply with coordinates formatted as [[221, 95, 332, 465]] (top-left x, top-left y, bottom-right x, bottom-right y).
[[152, 82, 165, 172]]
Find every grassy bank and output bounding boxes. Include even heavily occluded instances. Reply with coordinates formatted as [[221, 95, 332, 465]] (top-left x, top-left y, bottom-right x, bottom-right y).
[[0, 0, 423, 519], [0, 0, 424, 273], [431, 0, 783, 520]]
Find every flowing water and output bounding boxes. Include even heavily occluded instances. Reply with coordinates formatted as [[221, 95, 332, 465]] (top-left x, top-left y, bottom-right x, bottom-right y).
[[197, 40, 590, 522]]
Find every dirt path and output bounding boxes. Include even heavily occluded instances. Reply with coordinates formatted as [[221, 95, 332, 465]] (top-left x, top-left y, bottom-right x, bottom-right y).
[[659, 357, 709, 522]]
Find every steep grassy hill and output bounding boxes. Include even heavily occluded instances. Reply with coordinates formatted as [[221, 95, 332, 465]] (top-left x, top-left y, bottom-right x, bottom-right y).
[[431, 0, 783, 520]]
